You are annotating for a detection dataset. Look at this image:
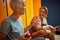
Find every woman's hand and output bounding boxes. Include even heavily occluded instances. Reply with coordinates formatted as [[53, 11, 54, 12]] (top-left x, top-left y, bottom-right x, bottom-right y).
[[18, 31, 32, 40], [18, 35, 32, 40], [42, 25, 56, 33]]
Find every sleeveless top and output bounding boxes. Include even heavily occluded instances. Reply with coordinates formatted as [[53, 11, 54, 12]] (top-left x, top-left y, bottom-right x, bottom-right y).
[[29, 16, 47, 34]]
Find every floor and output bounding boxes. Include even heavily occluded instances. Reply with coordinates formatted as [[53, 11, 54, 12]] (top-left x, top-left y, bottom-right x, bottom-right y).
[[45, 35, 60, 40], [32, 35, 60, 40], [55, 35, 60, 40]]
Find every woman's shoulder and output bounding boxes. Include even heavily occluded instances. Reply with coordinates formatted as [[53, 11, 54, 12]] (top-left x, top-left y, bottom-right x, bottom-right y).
[[1, 17, 10, 25]]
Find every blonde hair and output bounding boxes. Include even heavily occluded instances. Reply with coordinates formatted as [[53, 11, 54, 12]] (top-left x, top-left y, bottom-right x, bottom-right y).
[[40, 6, 48, 18]]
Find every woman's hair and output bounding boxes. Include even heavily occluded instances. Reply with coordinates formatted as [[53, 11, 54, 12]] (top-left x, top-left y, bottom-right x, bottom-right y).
[[10, 0, 24, 10], [10, 0, 24, 4], [40, 6, 48, 18]]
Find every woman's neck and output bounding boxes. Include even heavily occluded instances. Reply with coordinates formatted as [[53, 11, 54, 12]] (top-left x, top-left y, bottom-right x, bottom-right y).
[[11, 11, 21, 20]]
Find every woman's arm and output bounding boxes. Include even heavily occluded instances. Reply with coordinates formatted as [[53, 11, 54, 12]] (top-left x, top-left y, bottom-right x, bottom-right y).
[[24, 16, 38, 32], [0, 19, 11, 40], [18, 35, 31, 40], [0, 32, 7, 40], [24, 25, 32, 32], [30, 17, 41, 31]]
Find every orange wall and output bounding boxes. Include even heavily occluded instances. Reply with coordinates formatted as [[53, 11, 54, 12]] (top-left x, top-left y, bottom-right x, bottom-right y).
[[26, 0, 34, 26], [0, 0, 7, 26], [0, 0, 12, 26], [33, 0, 41, 16]]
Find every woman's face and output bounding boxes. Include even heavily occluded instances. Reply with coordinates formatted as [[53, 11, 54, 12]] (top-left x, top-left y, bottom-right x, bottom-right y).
[[39, 8, 47, 18], [15, 2, 25, 15]]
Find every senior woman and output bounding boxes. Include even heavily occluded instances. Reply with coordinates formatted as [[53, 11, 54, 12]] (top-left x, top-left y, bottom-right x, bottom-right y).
[[0, 0, 32, 40]]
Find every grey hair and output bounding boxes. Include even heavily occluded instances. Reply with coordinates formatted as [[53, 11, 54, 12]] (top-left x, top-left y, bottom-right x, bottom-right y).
[[10, 0, 25, 10], [10, 0, 25, 4]]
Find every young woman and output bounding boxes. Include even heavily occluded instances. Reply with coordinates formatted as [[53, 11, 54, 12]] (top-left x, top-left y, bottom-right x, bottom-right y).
[[30, 6, 56, 40]]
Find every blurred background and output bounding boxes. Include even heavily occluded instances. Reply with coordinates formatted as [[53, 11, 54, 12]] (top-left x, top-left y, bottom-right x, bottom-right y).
[[0, 0, 60, 40]]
